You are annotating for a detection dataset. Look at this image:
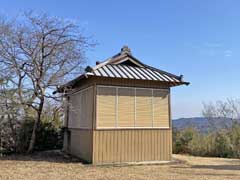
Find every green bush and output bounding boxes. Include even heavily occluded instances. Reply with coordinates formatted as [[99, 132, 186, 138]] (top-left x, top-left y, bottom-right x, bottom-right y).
[[214, 131, 232, 157], [173, 128, 195, 154], [35, 121, 63, 151], [17, 118, 63, 153], [173, 124, 240, 158]]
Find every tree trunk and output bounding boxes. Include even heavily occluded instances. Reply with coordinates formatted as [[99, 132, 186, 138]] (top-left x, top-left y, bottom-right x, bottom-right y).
[[27, 99, 44, 154]]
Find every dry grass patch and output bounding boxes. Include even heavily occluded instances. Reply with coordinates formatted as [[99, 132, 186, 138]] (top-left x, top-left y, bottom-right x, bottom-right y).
[[0, 151, 240, 180]]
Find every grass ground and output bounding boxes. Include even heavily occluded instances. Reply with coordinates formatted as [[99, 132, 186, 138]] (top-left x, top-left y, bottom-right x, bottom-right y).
[[0, 151, 240, 180]]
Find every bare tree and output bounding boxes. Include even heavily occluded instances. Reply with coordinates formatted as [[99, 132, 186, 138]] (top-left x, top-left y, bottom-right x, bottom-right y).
[[0, 12, 93, 153], [203, 98, 240, 131]]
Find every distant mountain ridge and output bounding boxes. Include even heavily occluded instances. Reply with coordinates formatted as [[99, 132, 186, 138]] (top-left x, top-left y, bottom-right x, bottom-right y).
[[173, 117, 209, 133], [172, 117, 239, 133]]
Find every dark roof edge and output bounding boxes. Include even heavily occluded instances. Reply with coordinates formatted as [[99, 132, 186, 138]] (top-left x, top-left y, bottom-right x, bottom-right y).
[[54, 74, 189, 94], [53, 73, 88, 94]]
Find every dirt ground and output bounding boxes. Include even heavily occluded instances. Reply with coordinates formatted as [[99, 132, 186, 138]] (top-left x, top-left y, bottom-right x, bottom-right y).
[[0, 151, 240, 180]]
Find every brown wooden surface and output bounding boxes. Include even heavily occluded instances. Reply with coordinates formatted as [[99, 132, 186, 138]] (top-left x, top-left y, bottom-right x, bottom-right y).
[[69, 129, 93, 162], [118, 87, 135, 127], [93, 76, 172, 89], [97, 86, 117, 127], [92, 129, 172, 164], [68, 76, 171, 95], [153, 89, 170, 127], [68, 86, 93, 129], [65, 77, 173, 164], [96, 86, 170, 128], [135, 88, 153, 127]]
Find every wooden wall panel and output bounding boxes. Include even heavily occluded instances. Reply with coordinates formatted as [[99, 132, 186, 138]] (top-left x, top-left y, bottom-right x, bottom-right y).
[[135, 89, 152, 127], [68, 93, 79, 128], [96, 86, 170, 129], [68, 87, 93, 129], [92, 129, 172, 164], [153, 90, 170, 127], [62, 130, 69, 152], [69, 129, 93, 163], [92, 76, 172, 89], [86, 87, 94, 127], [118, 88, 135, 127], [97, 87, 116, 128]]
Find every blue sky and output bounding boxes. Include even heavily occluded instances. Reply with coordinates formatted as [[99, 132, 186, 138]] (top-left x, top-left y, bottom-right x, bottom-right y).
[[1, 0, 240, 118]]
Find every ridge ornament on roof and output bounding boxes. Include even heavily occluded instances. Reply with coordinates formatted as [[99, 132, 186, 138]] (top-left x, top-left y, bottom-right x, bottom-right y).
[[121, 45, 132, 55], [56, 46, 189, 93]]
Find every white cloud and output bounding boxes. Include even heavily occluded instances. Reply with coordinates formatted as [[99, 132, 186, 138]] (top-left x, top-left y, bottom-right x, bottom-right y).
[[204, 42, 222, 48], [224, 50, 233, 57]]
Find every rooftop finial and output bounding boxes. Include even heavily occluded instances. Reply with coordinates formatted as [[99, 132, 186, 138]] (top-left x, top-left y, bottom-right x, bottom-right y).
[[85, 66, 93, 72], [121, 45, 131, 55], [179, 75, 183, 81]]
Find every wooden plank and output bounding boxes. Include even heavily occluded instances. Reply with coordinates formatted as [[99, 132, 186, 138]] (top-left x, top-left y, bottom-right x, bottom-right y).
[[133, 130, 137, 161], [92, 129, 172, 164], [69, 129, 92, 163], [118, 88, 135, 127], [170, 129, 172, 160], [150, 130, 154, 161], [160, 130, 163, 160], [163, 130, 166, 160], [136, 89, 152, 127], [153, 89, 169, 128], [131, 131, 134, 162], [97, 87, 116, 128], [93, 131, 97, 163], [109, 130, 114, 162], [147, 130, 150, 161], [116, 130, 120, 162], [153, 130, 157, 160]]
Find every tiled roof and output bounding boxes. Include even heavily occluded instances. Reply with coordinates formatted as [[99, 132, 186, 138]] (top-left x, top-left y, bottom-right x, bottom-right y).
[[57, 46, 189, 92], [86, 64, 183, 84]]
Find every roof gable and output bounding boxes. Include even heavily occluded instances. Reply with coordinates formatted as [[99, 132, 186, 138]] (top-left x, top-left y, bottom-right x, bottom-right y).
[[112, 56, 144, 67], [57, 46, 189, 92], [93, 47, 144, 70], [117, 59, 141, 66]]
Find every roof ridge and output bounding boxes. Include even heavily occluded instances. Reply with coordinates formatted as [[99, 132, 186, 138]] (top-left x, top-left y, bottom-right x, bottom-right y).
[[92, 53, 125, 71]]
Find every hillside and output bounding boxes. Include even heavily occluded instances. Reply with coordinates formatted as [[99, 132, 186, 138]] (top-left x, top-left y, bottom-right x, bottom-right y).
[[173, 117, 238, 133], [173, 117, 207, 130]]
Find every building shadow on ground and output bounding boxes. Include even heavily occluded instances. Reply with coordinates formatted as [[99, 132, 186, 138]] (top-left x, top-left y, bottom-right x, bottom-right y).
[[0, 150, 90, 164], [190, 164, 240, 171]]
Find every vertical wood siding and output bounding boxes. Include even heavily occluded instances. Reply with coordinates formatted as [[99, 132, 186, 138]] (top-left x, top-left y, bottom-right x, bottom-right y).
[[118, 87, 135, 127], [135, 89, 153, 127], [153, 90, 169, 127], [69, 129, 93, 163], [92, 129, 172, 164], [63, 130, 69, 152], [97, 86, 116, 127], [65, 78, 173, 164], [68, 86, 93, 129]]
